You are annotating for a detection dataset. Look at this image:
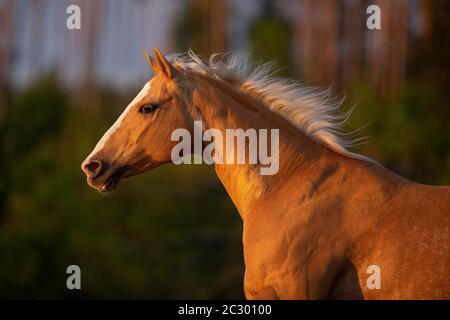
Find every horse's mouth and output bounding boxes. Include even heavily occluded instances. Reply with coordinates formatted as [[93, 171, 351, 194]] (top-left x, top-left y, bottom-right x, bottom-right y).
[[98, 166, 129, 193], [100, 175, 120, 192], [88, 159, 152, 193]]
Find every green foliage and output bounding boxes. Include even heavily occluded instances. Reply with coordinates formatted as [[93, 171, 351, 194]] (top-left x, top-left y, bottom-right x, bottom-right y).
[[249, 14, 293, 77], [347, 84, 450, 185], [3, 77, 67, 157]]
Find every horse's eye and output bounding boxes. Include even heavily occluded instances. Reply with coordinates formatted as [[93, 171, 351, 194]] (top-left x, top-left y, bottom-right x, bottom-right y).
[[139, 104, 159, 114]]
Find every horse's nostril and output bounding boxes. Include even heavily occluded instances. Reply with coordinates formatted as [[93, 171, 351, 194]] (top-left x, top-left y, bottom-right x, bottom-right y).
[[86, 161, 99, 171], [83, 160, 102, 178]]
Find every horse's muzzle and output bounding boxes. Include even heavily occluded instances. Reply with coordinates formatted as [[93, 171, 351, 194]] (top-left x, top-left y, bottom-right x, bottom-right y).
[[82, 158, 113, 192], [82, 157, 131, 192]]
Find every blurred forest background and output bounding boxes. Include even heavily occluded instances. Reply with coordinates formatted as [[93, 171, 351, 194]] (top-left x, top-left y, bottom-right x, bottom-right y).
[[0, 0, 449, 298]]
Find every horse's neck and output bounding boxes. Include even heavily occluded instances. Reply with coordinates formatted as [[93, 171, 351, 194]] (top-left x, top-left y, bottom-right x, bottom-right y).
[[193, 74, 404, 225], [190, 75, 346, 219]]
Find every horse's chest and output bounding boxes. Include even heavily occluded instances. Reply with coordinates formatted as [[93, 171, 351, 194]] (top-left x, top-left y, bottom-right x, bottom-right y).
[[242, 218, 341, 299], [242, 229, 306, 299]]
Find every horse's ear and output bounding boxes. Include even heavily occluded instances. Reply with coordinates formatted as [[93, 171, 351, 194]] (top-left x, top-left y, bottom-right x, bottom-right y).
[[143, 49, 154, 70], [144, 48, 176, 79]]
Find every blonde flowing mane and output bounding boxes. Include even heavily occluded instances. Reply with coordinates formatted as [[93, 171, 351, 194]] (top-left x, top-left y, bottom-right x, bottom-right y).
[[168, 50, 373, 163]]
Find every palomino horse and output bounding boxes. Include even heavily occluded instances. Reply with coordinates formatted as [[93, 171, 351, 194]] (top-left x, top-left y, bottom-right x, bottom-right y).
[[82, 48, 450, 299]]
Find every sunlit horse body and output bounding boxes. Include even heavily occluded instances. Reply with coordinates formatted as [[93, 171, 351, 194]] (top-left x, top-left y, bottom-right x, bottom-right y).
[[82, 49, 450, 299]]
